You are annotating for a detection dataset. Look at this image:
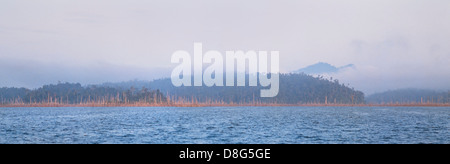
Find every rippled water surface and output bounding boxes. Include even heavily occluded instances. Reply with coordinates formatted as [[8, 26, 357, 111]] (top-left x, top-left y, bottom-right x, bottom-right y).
[[0, 107, 448, 144]]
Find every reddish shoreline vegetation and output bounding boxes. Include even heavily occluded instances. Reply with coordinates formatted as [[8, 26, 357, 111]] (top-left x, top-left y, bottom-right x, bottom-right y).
[[1, 104, 449, 108], [1, 74, 449, 108], [1, 101, 449, 108], [2, 98, 449, 108]]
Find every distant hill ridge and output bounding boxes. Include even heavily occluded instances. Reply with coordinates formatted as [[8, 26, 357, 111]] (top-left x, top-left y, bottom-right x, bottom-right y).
[[294, 62, 355, 74]]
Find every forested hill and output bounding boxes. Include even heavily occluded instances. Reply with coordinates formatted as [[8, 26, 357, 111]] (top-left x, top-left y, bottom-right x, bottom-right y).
[[150, 73, 365, 104], [0, 73, 365, 105], [0, 83, 166, 104]]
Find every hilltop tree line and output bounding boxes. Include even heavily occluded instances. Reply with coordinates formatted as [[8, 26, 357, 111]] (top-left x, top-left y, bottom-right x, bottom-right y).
[[1, 73, 365, 105], [0, 83, 166, 105]]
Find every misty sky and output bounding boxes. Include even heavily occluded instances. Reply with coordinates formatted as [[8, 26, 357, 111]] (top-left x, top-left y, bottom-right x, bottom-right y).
[[1, 0, 449, 94]]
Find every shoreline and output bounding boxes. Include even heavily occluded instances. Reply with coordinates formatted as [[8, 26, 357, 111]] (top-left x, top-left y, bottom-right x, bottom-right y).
[[1, 103, 449, 108]]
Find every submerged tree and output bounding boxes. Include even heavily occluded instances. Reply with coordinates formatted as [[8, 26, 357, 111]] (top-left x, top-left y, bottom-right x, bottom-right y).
[[4, 82, 166, 105]]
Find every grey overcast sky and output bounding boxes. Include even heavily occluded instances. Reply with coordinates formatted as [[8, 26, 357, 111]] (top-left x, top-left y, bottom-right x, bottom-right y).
[[0, 0, 449, 94]]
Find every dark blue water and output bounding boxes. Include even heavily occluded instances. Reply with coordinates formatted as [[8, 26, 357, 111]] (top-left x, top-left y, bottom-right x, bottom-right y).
[[0, 107, 448, 144]]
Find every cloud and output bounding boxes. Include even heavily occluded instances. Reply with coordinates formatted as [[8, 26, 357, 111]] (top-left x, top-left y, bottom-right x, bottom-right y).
[[332, 36, 450, 94], [0, 0, 449, 93], [0, 57, 170, 88]]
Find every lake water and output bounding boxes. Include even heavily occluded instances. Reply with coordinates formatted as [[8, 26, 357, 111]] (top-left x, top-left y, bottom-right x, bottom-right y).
[[0, 107, 448, 144]]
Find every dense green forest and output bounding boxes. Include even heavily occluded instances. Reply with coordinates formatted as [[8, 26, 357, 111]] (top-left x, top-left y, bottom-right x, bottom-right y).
[[0, 87, 29, 103], [366, 89, 450, 104], [149, 73, 365, 104], [0, 83, 166, 104]]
